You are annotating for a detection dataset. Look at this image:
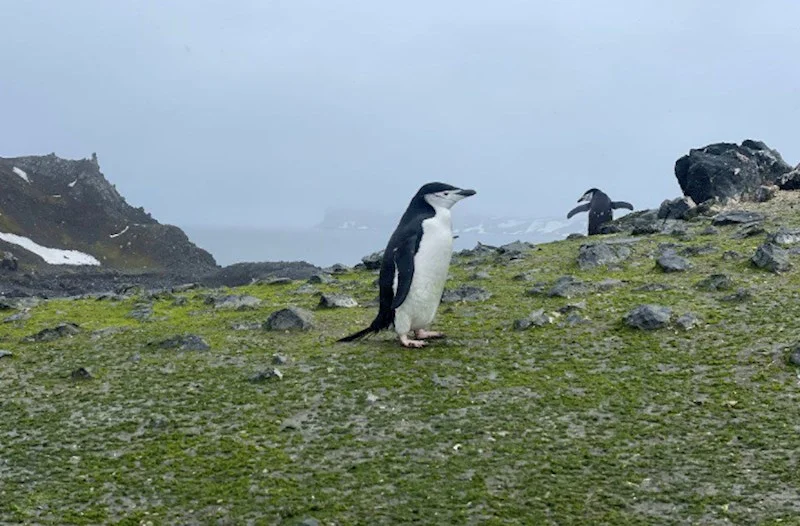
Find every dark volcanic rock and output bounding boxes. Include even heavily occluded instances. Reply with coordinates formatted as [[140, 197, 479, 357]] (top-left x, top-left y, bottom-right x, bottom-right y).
[[712, 210, 766, 226], [548, 276, 589, 298], [578, 242, 631, 270], [70, 367, 93, 381], [0, 154, 218, 274], [696, 274, 734, 291], [566, 233, 586, 240], [248, 368, 283, 383], [731, 223, 766, 239], [205, 294, 262, 310], [26, 322, 81, 342], [700, 226, 719, 236], [361, 251, 384, 270], [264, 307, 314, 331], [656, 252, 692, 273], [318, 294, 358, 308], [441, 286, 492, 303], [513, 309, 552, 330], [0, 251, 19, 271], [128, 303, 154, 321], [776, 166, 800, 190], [721, 288, 752, 303], [307, 273, 336, 284], [789, 346, 800, 367], [497, 240, 535, 257], [754, 185, 778, 202], [658, 197, 697, 220], [751, 243, 791, 273], [201, 261, 320, 288], [674, 140, 793, 204], [0, 350, 13, 359], [152, 334, 210, 351], [676, 313, 700, 331], [625, 305, 672, 330], [768, 227, 800, 246], [680, 244, 717, 257]]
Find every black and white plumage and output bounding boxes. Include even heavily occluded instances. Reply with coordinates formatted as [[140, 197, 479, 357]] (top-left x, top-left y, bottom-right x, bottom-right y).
[[567, 188, 633, 235], [338, 182, 476, 348]]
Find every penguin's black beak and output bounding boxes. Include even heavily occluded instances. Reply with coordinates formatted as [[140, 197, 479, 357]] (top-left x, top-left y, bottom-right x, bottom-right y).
[[457, 189, 476, 197]]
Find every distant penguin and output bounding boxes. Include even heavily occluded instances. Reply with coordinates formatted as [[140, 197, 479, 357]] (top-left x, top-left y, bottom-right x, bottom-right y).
[[567, 188, 633, 235], [338, 182, 476, 348]]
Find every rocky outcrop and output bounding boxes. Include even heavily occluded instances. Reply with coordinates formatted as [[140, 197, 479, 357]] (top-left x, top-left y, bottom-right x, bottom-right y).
[[0, 153, 216, 273], [674, 140, 793, 204]]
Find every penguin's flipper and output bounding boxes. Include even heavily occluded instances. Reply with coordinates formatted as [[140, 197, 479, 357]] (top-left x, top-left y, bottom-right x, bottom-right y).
[[390, 234, 417, 310], [567, 203, 590, 219], [612, 201, 634, 211]]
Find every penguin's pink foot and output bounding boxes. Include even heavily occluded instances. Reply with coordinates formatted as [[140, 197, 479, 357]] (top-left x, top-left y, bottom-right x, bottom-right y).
[[400, 335, 427, 348], [415, 329, 445, 340]]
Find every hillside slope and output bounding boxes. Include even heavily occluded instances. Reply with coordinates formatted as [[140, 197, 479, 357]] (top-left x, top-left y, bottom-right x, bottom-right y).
[[0, 153, 217, 273], [2, 193, 800, 524]]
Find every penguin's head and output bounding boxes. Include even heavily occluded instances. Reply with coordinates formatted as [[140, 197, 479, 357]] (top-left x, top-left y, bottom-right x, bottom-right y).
[[418, 182, 476, 210], [578, 188, 600, 203]]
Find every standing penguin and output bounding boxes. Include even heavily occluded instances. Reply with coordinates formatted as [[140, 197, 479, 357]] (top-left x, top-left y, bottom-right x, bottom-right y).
[[338, 182, 476, 348], [567, 188, 633, 235]]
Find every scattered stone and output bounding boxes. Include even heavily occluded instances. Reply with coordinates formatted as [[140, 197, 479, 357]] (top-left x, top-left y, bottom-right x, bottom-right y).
[[676, 313, 700, 331], [441, 286, 492, 303], [721, 288, 752, 303], [768, 227, 800, 246], [293, 284, 318, 295], [248, 368, 283, 383], [143, 288, 175, 301], [230, 322, 262, 331], [0, 299, 16, 310], [722, 251, 742, 260], [597, 278, 623, 290], [566, 233, 586, 240], [172, 296, 188, 307], [658, 196, 697, 220], [497, 240, 534, 256], [172, 283, 199, 293], [325, 263, 351, 274], [656, 252, 692, 273], [70, 367, 93, 381], [624, 305, 672, 330], [307, 273, 336, 284], [25, 322, 81, 342], [598, 224, 623, 234], [361, 251, 384, 270], [512, 272, 533, 282], [547, 276, 589, 298], [789, 347, 800, 367], [562, 313, 589, 326], [680, 244, 718, 256], [206, 294, 262, 310], [751, 243, 791, 273], [152, 334, 210, 351], [470, 271, 491, 280], [90, 327, 127, 340], [754, 185, 778, 202], [3, 310, 30, 323], [558, 301, 586, 314], [524, 282, 548, 296], [699, 226, 719, 236], [777, 166, 800, 190], [128, 303, 154, 321], [513, 309, 553, 331], [272, 354, 290, 365], [258, 277, 293, 286], [318, 293, 358, 309], [731, 223, 766, 239], [712, 210, 765, 226], [456, 242, 498, 257], [631, 223, 662, 236], [264, 307, 315, 331], [634, 283, 673, 292], [0, 251, 19, 271], [578, 242, 631, 270], [696, 274, 734, 291], [366, 392, 379, 404], [0, 350, 12, 359]]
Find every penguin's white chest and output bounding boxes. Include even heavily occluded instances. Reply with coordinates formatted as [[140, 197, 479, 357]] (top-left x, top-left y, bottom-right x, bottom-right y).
[[396, 210, 453, 329]]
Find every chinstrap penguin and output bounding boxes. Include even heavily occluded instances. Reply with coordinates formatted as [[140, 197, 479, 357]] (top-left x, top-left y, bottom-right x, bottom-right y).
[[338, 182, 476, 348], [567, 188, 633, 235]]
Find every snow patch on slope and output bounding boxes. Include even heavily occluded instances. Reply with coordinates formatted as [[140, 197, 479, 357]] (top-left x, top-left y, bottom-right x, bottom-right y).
[[0, 232, 101, 265], [12, 167, 30, 183]]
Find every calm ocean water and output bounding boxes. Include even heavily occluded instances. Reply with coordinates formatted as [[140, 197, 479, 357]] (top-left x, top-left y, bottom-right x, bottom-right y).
[[183, 226, 558, 268]]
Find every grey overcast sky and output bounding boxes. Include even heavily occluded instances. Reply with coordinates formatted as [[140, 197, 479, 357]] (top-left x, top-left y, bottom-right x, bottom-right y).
[[1, 1, 799, 228]]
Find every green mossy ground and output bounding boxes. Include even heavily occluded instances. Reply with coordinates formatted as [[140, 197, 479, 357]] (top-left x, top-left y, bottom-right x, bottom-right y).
[[2, 195, 800, 525]]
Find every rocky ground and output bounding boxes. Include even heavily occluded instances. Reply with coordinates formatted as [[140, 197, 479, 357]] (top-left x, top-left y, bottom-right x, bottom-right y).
[[2, 191, 800, 524]]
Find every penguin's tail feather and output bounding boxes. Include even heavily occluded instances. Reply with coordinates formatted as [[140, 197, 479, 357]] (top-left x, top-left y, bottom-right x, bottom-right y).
[[337, 309, 394, 343]]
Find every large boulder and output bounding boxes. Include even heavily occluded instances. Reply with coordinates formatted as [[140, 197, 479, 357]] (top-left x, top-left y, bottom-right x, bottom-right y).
[[674, 140, 793, 204]]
